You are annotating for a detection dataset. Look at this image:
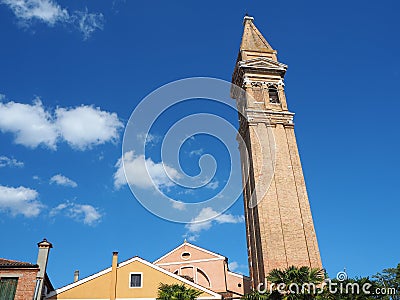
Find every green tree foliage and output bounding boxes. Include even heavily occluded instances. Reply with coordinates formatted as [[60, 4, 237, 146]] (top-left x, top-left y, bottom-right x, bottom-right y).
[[242, 290, 270, 300], [373, 263, 400, 300], [319, 277, 386, 300], [267, 265, 324, 300], [157, 283, 202, 300], [242, 263, 400, 300]]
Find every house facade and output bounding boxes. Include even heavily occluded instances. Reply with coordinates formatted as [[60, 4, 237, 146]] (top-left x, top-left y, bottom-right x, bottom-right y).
[[45, 241, 249, 299], [155, 241, 251, 297], [0, 239, 53, 300], [46, 253, 221, 300]]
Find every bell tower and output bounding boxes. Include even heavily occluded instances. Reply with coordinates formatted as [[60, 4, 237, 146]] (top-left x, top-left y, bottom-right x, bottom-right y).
[[231, 16, 322, 288]]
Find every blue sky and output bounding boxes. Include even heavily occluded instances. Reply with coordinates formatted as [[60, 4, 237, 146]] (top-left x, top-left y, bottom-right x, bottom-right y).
[[0, 0, 399, 288]]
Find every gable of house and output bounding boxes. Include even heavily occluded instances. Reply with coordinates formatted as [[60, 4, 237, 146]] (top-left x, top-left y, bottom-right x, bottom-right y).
[[47, 257, 221, 300], [154, 241, 226, 265]]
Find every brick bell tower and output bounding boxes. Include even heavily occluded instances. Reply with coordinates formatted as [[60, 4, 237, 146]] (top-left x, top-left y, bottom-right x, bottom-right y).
[[231, 16, 322, 288]]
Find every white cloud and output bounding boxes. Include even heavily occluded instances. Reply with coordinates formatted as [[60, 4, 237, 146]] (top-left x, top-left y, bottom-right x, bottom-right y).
[[227, 261, 247, 274], [50, 202, 102, 225], [70, 9, 104, 40], [55, 105, 123, 150], [0, 98, 123, 150], [0, 99, 58, 148], [0, 156, 24, 168], [1, 0, 68, 25], [137, 132, 161, 146], [228, 261, 239, 271], [114, 151, 180, 190], [179, 189, 194, 195], [0, 185, 43, 217], [215, 213, 245, 224], [185, 207, 244, 235], [50, 174, 77, 188], [189, 148, 204, 157], [1, 0, 104, 39], [186, 234, 199, 242], [171, 200, 186, 211], [205, 180, 219, 190]]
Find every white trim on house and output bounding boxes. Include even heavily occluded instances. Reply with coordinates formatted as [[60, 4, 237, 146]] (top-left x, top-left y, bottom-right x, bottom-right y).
[[0, 273, 22, 277], [155, 257, 224, 266], [47, 256, 221, 300], [131, 257, 221, 299], [227, 271, 250, 279], [46, 267, 112, 297], [153, 241, 226, 264]]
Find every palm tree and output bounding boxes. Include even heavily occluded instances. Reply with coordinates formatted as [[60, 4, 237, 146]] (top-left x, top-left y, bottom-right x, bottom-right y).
[[157, 283, 202, 300], [267, 265, 325, 300], [242, 290, 270, 300]]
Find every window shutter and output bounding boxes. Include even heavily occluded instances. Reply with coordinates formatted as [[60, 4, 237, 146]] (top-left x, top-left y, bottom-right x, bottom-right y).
[[0, 278, 18, 300]]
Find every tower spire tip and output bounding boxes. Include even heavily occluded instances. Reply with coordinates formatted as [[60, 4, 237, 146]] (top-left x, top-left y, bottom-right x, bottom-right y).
[[243, 13, 254, 25]]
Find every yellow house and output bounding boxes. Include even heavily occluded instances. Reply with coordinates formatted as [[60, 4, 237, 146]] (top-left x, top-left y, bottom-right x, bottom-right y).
[[46, 253, 221, 300]]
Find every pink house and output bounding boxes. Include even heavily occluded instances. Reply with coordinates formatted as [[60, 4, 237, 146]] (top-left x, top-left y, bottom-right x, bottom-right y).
[[154, 241, 251, 297]]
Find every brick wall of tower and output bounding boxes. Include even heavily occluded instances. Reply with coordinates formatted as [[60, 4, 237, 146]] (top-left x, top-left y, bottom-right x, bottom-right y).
[[236, 76, 323, 288], [285, 128, 322, 269], [244, 119, 323, 280], [233, 16, 323, 289]]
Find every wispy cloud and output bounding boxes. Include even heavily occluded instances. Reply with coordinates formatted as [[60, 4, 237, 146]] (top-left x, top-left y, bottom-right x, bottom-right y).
[[205, 180, 219, 190], [50, 174, 77, 188], [228, 261, 239, 271], [70, 8, 104, 40], [0, 185, 43, 217], [184, 207, 244, 241], [50, 201, 102, 225], [170, 200, 186, 211], [228, 261, 247, 274], [189, 148, 204, 157], [0, 0, 104, 39], [1, 0, 68, 25], [136, 133, 162, 146], [0, 98, 124, 150], [114, 151, 180, 190], [0, 156, 24, 168]]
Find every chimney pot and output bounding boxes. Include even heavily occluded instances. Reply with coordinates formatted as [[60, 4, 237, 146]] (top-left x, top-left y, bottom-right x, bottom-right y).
[[74, 270, 79, 282]]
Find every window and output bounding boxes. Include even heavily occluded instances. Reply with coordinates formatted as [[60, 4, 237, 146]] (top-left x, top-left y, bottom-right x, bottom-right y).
[[0, 277, 18, 300], [251, 85, 264, 103], [181, 252, 191, 260], [268, 85, 280, 104], [129, 273, 142, 288]]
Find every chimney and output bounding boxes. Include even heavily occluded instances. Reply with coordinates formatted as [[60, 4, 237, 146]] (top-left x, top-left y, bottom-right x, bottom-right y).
[[74, 270, 79, 283], [35, 238, 53, 300], [110, 252, 118, 300]]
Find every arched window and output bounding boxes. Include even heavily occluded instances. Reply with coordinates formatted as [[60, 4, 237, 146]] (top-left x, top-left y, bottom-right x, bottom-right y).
[[196, 268, 211, 288], [268, 85, 280, 104]]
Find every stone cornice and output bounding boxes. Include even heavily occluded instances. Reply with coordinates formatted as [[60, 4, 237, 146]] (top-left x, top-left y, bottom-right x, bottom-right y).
[[245, 109, 294, 127]]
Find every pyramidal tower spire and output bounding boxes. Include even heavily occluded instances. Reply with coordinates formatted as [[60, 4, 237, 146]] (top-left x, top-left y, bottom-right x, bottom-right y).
[[232, 15, 323, 288], [241, 15, 273, 53]]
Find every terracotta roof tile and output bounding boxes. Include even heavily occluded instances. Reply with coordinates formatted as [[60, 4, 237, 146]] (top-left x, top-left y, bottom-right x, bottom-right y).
[[0, 258, 38, 268]]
